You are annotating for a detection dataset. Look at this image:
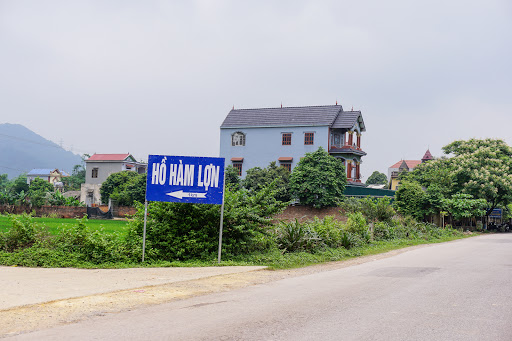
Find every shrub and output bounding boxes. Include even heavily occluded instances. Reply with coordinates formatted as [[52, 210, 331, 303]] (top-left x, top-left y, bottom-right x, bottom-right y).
[[309, 216, 343, 248], [275, 219, 321, 252], [128, 183, 287, 261], [0, 214, 50, 252]]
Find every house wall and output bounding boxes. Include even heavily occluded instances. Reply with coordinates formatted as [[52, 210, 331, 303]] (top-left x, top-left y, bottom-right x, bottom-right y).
[[85, 161, 124, 184], [27, 175, 49, 184], [220, 126, 329, 177], [80, 183, 102, 206]]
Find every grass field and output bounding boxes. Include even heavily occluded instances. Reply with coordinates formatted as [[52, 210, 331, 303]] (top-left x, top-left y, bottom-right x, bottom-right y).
[[0, 215, 131, 235]]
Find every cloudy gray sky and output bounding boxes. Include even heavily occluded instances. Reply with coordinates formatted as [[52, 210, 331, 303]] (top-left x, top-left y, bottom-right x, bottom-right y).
[[1, 0, 511, 180]]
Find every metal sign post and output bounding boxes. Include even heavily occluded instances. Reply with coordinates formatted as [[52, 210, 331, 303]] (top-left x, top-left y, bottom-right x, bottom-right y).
[[143, 155, 225, 263], [142, 200, 148, 262], [217, 172, 226, 263]]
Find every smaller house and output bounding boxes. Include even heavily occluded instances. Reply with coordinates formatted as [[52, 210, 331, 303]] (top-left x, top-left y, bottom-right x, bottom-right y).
[[80, 153, 147, 206], [388, 150, 433, 190], [27, 168, 69, 187]]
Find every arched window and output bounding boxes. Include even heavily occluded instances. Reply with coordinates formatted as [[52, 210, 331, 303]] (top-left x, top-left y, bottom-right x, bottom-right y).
[[232, 132, 246, 146]]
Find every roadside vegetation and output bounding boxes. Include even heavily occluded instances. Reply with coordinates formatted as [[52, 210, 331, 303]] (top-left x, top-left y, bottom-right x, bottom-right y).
[[4, 139, 510, 269], [0, 147, 475, 269]]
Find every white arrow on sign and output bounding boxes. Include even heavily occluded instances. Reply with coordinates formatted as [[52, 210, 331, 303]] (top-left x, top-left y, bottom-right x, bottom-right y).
[[166, 190, 207, 200]]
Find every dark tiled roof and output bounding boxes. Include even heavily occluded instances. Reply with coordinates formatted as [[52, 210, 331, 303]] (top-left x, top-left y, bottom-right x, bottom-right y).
[[331, 111, 365, 131], [221, 105, 343, 128]]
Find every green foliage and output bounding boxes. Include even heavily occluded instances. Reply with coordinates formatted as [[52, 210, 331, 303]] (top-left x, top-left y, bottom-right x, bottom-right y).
[[366, 171, 388, 185], [11, 174, 29, 194], [441, 193, 487, 221], [243, 161, 291, 202], [0, 214, 43, 252], [63, 161, 86, 191], [128, 183, 287, 261], [340, 197, 395, 223], [100, 171, 145, 205], [410, 138, 512, 216], [224, 165, 241, 190], [28, 178, 54, 207], [394, 181, 426, 220], [0, 174, 8, 189], [345, 212, 370, 243], [110, 173, 146, 206], [274, 216, 359, 252], [289, 147, 346, 208], [0, 214, 137, 266], [0, 212, 469, 269], [46, 191, 84, 207], [275, 219, 321, 252]]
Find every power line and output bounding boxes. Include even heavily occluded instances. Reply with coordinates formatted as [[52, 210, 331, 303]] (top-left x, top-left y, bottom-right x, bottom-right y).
[[0, 133, 89, 155], [0, 164, 27, 172], [0, 133, 62, 149]]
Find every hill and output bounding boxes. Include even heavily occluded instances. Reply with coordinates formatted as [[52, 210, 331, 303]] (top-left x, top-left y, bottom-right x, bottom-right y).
[[0, 123, 83, 179]]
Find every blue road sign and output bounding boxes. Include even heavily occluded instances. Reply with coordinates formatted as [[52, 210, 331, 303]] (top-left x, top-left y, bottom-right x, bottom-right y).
[[490, 208, 502, 219], [146, 155, 225, 205]]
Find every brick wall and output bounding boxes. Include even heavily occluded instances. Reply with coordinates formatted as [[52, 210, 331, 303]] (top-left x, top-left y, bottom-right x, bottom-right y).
[[0, 205, 87, 218], [115, 206, 137, 218], [273, 205, 347, 223], [1, 204, 345, 222]]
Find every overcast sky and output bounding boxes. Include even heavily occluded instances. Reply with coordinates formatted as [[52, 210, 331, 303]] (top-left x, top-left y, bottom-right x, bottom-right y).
[[1, 0, 511, 180]]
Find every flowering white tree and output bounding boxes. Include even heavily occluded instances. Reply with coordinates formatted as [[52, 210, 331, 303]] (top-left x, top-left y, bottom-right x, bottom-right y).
[[404, 138, 512, 218], [441, 139, 512, 215]]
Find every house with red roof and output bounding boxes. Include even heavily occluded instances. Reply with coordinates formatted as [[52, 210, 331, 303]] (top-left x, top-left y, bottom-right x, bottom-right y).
[[388, 150, 434, 190], [80, 154, 147, 206]]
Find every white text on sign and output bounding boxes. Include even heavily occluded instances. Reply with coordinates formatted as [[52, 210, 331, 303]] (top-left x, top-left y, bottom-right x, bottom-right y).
[[151, 159, 221, 191]]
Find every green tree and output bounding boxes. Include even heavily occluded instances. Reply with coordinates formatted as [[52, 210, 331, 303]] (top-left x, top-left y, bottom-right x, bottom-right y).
[[10, 174, 29, 194], [366, 171, 388, 185], [289, 147, 346, 208], [441, 193, 487, 225], [243, 161, 290, 202], [394, 181, 426, 220], [28, 178, 54, 207], [442, 138, 512, 215], [0, 174, 8, 190], [410, 139, 512, 217], [100, 171, 143, 205], [110, 173, 146, 206], [63, 164, 86, 191]]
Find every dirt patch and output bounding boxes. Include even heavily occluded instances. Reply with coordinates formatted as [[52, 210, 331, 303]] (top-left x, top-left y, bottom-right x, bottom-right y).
[[0, 244, 430, 338]]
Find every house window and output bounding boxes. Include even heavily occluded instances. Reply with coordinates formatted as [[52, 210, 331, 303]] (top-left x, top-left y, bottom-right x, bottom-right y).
[[232, 132, 246, 146], [282, 133, 291, 145], [281, 163, 291, 172], [304, 132, 314, 145], [233, 163, 243, 176], [91, 168, 98, 178], [330, 132, 342, 147]]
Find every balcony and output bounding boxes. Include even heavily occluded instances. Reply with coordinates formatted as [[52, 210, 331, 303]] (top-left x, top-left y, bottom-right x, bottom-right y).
[[329, 144, 367, 156]]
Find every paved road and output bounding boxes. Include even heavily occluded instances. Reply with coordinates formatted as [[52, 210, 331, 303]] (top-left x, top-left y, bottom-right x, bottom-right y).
[[10, 234, 512, 340]]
